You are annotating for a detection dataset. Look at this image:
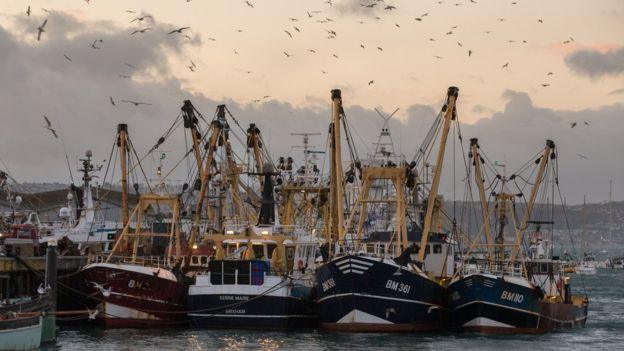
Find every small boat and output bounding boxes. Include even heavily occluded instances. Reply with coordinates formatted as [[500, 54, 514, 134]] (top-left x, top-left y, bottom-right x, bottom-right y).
[[574, 197, 596, 275], [0, 314, 42, 351], [575, 254, 597, 275]]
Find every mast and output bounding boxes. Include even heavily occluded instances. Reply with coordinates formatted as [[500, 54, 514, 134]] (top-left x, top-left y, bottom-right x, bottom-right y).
[[609, 179, 613, 243], [247, 123, 264, 185], [417, 87, 459, 263], [582, 195, 586, 256], [470, 138, 495, 261], [181, 100, 204, 179], [329, 89, 345, 246], [117, 123, 129, 228], [510, 140, 555, 262]]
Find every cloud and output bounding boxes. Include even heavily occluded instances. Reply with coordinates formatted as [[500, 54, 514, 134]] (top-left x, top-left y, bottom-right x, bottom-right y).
[[564, 47, 624, 79], [0, 11, 622, 204], [332, 0, 386, 17], [608, 87, 624, 95]]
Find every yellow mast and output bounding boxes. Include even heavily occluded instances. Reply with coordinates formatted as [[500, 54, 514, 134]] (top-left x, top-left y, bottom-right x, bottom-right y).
[[330, 89, 345, 246], [470, 138, 495, 261], [417, 87, 459, 263], [181, 100, 204, 180], [117, 123, 129, 229], [510, 140, 554, 263]]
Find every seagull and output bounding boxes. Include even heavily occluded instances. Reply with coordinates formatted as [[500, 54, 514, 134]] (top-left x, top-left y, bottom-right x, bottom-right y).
[[502, 62, 509, 68], [368, 80, 374, 85], [121, 100, 152, 106], [547, 72, 553, 76], [91, 39, 103, 49], [41, 8, 50, 13], [37, 19, 47, 41], [583, 121, 589, 125], [457, 42, 463, 47], [284, 30, 293, 38], [570, 122, 577, 128], [434, 55, 443, 59], [294, 26, 301, 32], [26, 6, 31, 16], [395, 23, 400, 28], [385, 5, 396, 10], [110, 96, 116, 106], [119, 74, 131, 79], [377, 46, 383, 51], [131, 27, 151, 35], [360, 44, 365, 49], [43, 115, 58, 138], [576, 153, 588, 160], [541, 83, 550, 87], [168, 27, 190, 34], [468, 50, 473, 57], [538, 18, 543, 23], [63, 54, 72, 62], [289, 17, 298, 22], [125, 10, 136, 14], [91, 282, 111, 297], [188, 60, 196, 72], [130, 15, 152, 23], [124, 63, 136, 69], [321, 70, 327, 74], [233, 49, 239, 55], [244, 0, 254, 8], [332, 53, 339, 58], [283, 51, 292, 58], [308, 49, 316, 53]]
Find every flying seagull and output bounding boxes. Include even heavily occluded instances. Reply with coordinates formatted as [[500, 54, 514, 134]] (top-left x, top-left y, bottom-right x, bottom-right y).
[[188, 60, 196, 72], [283, 51, 292, 58], [570, 122, 577, 128], [502, 62, 509, 68], [368, 80, 374, 85], [37, 19, 47, 41], [168, 27, 190, 34], [244, 1, 254, 8], [131, 27, 151, 35], [130, 15, 152, 23], [110, 96, 116, 106], [63, 54, 72, 62], [121, 100, 152, 106], [43, 115, 58, 138]]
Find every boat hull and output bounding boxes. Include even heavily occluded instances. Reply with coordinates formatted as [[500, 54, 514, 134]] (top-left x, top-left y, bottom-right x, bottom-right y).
[[0, 316, 42, 351], [314, 255, 445, 332], [80, 263, 188, 327], [188, 293, 316, 329], [447, 274, 587, 333]]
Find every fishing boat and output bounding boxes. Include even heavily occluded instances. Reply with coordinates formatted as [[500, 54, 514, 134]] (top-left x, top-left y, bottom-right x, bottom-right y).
[[39, 150, 118, 253], [79, 124, 188, 327], [314, 88, 459, 332], [447, 139, 589, 333], [186, 105, 321, 328]]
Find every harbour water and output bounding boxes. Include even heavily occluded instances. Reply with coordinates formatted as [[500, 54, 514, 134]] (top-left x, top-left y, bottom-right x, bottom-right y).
[[46, 270, 623, 351]]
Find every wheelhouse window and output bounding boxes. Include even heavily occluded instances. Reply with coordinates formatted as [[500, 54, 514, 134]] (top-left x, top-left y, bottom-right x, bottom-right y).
[[433, 244, 442, 254]]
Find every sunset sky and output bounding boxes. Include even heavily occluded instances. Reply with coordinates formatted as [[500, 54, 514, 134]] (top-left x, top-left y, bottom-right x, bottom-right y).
[[0, 0, 622, 203]]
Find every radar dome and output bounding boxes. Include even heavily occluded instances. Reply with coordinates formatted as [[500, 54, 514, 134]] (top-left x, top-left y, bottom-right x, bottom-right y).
[[59, 207, 71, 219]]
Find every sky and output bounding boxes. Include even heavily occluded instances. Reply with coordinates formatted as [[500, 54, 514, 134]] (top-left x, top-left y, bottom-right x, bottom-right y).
[[0, 0, 623, 204]]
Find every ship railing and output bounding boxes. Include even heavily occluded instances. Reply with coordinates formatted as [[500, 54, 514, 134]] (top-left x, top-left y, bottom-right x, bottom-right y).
[[87, 253, 172, 268], [460, 257, 525, 277]]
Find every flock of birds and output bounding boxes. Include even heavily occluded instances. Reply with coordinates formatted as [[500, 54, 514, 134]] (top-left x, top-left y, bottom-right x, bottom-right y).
[[23, 1, 591, 160]]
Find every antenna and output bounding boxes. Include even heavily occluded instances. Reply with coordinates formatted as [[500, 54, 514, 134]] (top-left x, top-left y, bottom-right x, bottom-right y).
[[291, 133, 322, 185], [372, 108, 399, 161]]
